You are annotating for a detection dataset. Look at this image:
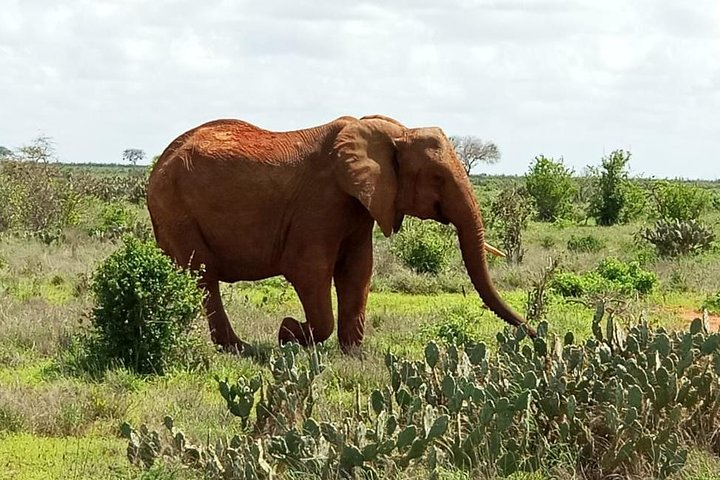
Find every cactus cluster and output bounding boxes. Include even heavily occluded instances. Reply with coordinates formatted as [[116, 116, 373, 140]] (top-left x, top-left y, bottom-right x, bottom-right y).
[[219, 342, 325, 434], [123, 416, 274, 478], [640, 218, 716, 257], [123, 306, 720, 479], [123, 341, 452, 478], [386, 307, 720, 477]]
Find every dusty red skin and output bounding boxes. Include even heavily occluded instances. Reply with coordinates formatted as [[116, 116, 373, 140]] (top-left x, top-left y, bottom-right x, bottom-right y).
[[147, 115, 532, 354]]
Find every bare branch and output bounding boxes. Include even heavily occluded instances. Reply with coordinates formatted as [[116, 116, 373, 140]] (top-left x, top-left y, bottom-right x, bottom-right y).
[[449, 135, 501, 175], [16, 135, 56, 163]]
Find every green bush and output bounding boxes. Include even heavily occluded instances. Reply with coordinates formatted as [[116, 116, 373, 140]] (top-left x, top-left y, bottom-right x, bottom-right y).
[[713, 193, 720, 212], [489, 186, 534, 264], [0, 159, 82, 243], [422, 306, 485, 346], [566, 234, 605, 253], [620, 179, 649, 223], [586, 150, 646, 226], [525, 155, 576, 222], [639, 218, 715, 257], [390, 218, 454, 275], [650, 181, 712, 221], [81, 237, 206, 375], [539, 236, 555, 249], [124, 311, 720, 479], [552, 257, 657, 298], [89, 202, 150, 241], [702, 293, 720, 315]]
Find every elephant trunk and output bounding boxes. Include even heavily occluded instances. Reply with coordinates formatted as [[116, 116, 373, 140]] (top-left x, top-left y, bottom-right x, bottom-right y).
[[447, 191, 537, 338]]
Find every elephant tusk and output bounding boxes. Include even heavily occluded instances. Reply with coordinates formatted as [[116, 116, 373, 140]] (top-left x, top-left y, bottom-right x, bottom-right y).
[[484, 242, 506, 258]]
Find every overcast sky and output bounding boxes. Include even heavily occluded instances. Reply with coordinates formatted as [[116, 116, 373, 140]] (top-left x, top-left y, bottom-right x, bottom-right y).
[[1, 0, 718, 178]]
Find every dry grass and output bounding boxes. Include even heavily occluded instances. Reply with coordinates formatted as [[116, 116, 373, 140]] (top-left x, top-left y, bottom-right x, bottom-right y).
[[0, 295, 89, 361]]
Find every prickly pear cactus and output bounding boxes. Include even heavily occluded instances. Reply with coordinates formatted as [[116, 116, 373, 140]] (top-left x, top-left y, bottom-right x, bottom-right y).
[[383, 306, 719, 478], [124, 306, 720, 479]]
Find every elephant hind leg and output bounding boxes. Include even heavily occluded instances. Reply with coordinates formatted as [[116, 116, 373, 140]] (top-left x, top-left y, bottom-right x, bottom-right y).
[[153, 216, 245, 352], [202, 278, 248, 353]]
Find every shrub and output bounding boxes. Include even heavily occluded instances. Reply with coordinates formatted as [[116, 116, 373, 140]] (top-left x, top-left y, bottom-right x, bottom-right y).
[[552, 257, 657, 298], [650, 181, 711, 221], [422, 306, 485, 346], [90, 202, 150, 241], [595, 257, 657, 293], [667, 269, 689, 293], [539, 236, 555, 249], [620, 179, 648, 223], [489, 186, 534, 264], [390, 218, 454, 275], [639, 218, 715, 257], [551, 272, 588, 297], [702, 292, 720, 315], [586, 150, 646, 225], [525, 258, 559, 324], [82, 237, 206, 375], [566, 234, 605, 253], [525, 155, 576, 222], [713, 193, 720, 212], [0, 157, 82, 243]]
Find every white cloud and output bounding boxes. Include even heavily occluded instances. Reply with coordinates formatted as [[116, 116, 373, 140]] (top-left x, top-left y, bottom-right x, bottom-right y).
[[0, 0, 718, 178]]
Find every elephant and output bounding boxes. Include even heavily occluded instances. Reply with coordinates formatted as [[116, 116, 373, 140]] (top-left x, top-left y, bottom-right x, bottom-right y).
[[147, 114, 535, 353]]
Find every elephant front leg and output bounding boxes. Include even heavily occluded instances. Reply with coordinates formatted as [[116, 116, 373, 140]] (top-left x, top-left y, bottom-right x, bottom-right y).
[[334, 235, 373, 353], [278, 273, 335, 346]]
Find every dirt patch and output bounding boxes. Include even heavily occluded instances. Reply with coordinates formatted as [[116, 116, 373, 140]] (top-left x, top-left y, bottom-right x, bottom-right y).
[[674, 308, 720, 332]]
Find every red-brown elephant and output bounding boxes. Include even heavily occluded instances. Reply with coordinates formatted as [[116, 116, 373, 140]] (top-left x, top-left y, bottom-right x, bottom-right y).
[[147, 114, 534, 353]]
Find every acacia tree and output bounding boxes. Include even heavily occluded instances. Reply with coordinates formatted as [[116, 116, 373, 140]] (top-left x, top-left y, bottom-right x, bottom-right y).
[[449, 136, 501, 175], [122, 148, 146, 166], [17, 135, 56, 163]]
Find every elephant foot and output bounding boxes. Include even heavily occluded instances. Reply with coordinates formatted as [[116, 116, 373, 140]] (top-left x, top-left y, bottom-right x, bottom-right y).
[[278, 317, 310, 346], [339, 342, 365, 358], [222, 340, 255, 357], [338, 319, 365, 355], [338, 333, 364, 355], [278, 317, 332, 346], [213, 334, 254, 357]]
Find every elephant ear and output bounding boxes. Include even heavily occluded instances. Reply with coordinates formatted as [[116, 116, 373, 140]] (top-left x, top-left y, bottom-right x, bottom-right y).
[[334, 119, 402, 237]]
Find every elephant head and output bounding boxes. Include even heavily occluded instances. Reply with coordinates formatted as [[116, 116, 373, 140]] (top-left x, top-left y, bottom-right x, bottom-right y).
[[334, 116, 534, 336]]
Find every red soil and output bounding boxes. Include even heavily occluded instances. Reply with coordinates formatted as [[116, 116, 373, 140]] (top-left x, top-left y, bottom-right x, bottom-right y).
[[675, 308, 720, 332]]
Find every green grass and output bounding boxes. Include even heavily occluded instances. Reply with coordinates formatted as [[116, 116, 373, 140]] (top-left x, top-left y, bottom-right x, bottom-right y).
[[0, 433, 135, 480]]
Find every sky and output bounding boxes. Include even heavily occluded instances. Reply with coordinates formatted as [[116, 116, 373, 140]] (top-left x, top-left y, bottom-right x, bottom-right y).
[[1, 0, 718, 179]]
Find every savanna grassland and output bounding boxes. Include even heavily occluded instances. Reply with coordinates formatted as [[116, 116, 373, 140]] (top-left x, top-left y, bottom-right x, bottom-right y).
[[1, 146, 720, 479]]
